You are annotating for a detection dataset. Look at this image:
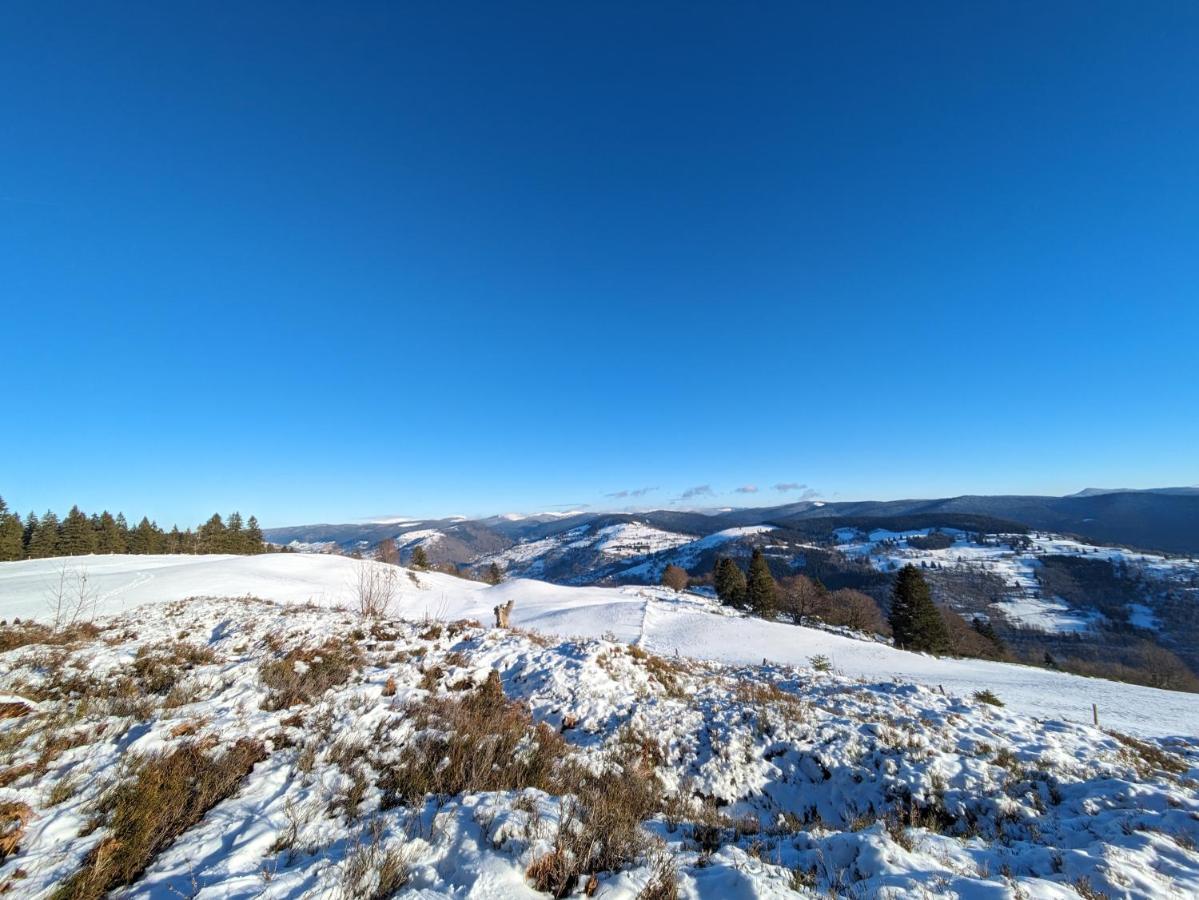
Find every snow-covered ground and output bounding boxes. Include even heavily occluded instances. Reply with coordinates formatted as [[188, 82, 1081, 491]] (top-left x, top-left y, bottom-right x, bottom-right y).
[[1, 575, 1197, 898], [2, 555, 1196, 739]]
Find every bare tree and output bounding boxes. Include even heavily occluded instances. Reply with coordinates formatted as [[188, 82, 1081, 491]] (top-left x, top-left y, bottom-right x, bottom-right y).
[[354, 562, 398, 618], [660, 564, 688, 593], [376, 538, 398, 566], [45, 563, 98, 633]]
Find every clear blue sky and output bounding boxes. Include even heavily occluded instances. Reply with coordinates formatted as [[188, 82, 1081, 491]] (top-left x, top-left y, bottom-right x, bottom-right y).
[[2, 2, 1197, 527]]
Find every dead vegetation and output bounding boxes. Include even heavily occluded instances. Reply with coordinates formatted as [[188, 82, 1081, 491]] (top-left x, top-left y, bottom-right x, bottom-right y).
[[378, 671, 566, 806], [0, 620, 101, 653], [259, 638, 363, 710], [51, 739, 266, 900]]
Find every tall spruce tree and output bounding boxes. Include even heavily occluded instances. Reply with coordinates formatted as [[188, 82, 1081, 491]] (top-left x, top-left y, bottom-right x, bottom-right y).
[[27, 510, 61, 559], [745, 548, 777, 617], [245, 516, 264, 553], [888, 564, 951, 654], [714, 557, 747, 607], [409, 545, 429, 570], [0, 498, 23, 561], [95, 511, 126, 554], [227, 512, 244, 552], [61, 505, 97, 556], [198, 514, 226, 554]]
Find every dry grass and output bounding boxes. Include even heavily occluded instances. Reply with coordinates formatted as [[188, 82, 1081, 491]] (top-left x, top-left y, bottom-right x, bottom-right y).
[[0, 801, 32, 862], [259, 638, 363, 710], [1108, 731, 1189, 778], [0, 621, 102, 653], [50, 739, 266, 900], [378, 671, 566, 807]]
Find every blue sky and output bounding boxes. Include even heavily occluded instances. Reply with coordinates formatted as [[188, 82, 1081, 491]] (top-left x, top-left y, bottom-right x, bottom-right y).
[[2, 2, 1197, 527]]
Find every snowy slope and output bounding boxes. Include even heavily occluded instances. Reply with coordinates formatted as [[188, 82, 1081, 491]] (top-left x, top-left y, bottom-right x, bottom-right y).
[[2, 555, 1196, 739], [1, 591, 1197, 899]]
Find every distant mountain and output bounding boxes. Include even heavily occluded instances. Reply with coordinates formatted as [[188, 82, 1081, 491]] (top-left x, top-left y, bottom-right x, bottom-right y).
[[263, 487, 1199, 563]]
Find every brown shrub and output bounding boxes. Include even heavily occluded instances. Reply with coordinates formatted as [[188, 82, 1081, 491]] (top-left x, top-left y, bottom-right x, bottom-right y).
[[0, 801, 32, 861], [378, 671, 565, 807], [259, 638, 363, 710], [51, 739, 265, 900], [0, 622, 101, 653]]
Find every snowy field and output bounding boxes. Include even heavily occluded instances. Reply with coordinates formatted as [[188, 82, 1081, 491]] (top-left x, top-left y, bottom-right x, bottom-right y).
[[1, 578, 1197, 897], [2, 554, 1196, 739]]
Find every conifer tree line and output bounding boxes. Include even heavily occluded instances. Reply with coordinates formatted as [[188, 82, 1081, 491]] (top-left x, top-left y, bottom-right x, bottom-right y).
[[0, 495, 268, 561]]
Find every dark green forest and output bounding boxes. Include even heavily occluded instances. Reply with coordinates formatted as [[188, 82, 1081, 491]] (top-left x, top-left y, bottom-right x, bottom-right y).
[[0, 495, 268, 560]]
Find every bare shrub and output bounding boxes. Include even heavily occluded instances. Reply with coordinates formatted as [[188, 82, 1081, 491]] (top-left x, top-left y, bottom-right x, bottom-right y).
[[354, 563, 398, 618], [259, 639, 363, 710], [972, 689, 1004, 707], [51, 739, 266, 900], [45, 564, 99, 634]]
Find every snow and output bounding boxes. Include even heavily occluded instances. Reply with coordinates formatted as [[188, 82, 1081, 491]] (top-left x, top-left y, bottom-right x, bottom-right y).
[[1, 571, 1196, 899], [1, 555, 1194, 741], [592, 523, 696, 559]]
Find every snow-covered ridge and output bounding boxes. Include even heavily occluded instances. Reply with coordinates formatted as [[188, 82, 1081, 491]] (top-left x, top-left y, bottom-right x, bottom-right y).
[[1, 555, 1195, 738]]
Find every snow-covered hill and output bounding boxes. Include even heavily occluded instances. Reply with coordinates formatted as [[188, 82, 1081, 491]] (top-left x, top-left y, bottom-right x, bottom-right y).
[[0, 555, 1197, 898], [2, 555, 1196, 739]]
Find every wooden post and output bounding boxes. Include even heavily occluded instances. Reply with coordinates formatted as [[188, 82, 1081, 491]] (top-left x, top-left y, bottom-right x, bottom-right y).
[[1092, 703, 1099, 727]]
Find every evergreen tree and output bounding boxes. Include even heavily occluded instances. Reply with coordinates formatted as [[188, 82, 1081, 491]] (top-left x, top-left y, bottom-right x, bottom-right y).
[[166, 525, 184, 554], [485, 562, 504, 585], [409, 545, 429, 570], [95, 511, 126, 554], [0, 498, 23, 561], [198, 514, 227, 554], [227, 511, 244, 552], [27, 510, 61, 559], [60, 505, 97, 556], [713, 557, 747, 607], [115, 513, 130, 550], [888, 564, 951, 654], [745, 548, 777, 617], [23, 512, 38, 555], [245, 516, 264, 553]]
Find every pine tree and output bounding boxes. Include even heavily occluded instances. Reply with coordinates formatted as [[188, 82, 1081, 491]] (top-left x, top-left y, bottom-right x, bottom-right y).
[[888, 565, 951, 654], [245, 516, 264, 554], [27, 510, 61, 559], [714, 557, 747, 607], [0, 497, 23, 561], [409, 545, 429, 570], [485, 562, 504, 585], [60, 505, 97, 556], [745, 548, 777, 617], [95, 511, 126, 554], [198, 514, 226, 554], [23, 512, 38, 555], [227, 512, 244, 553]]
